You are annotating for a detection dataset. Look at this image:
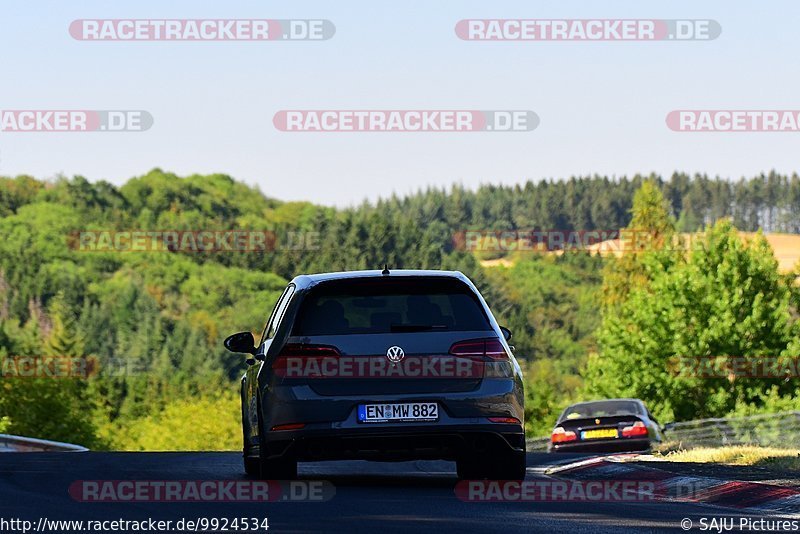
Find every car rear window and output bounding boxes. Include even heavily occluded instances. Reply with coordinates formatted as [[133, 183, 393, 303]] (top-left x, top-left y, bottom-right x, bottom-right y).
[[292, 277, 492, 336], [561, 401, 642, 420]]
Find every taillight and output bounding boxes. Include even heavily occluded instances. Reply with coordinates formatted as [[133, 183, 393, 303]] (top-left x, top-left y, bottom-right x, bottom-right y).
[[551, 426, 577, 444], [621, 421, 649, 438], [276, 343, 341, 359], [271, 423, 305, 431], [488, 417, 521, 424], [271, 343, 341, 377], [449, 338, 508, 360]]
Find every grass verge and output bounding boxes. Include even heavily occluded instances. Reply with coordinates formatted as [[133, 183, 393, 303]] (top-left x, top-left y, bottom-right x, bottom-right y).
[[654, 445, 800, 471]]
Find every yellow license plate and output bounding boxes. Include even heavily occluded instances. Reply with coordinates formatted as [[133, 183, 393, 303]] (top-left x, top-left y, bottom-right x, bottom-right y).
[[582, 429, 618, 440]]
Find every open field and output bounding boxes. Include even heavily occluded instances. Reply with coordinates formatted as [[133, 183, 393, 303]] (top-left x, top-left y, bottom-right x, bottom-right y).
[[587, 232, 800, 274], [481, 232, 800, 275]]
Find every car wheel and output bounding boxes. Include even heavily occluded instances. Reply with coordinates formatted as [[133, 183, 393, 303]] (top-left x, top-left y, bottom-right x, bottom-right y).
[[456, 456, 481, 479], [243, 455, 260, 476], [457, 450, 526, 481], [241, 384, 258, 476], [255, 392, 298, 480], [258, 452, 298, 480]]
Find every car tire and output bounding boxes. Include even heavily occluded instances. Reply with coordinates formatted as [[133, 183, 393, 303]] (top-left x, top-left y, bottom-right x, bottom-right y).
[[457, 450, 526, 481], [241, 385, 259, 476], [243, 455, 260, 476], [456, 456, 481, 479], [255, 392, 298, 480], [258, 452, 298, 480]]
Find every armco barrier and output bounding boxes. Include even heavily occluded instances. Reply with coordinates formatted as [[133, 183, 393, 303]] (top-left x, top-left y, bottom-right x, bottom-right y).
[[0, 434, 88, 452]]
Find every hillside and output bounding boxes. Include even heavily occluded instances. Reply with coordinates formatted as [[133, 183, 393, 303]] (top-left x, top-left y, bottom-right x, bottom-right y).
[[1, 171, 799, 446]]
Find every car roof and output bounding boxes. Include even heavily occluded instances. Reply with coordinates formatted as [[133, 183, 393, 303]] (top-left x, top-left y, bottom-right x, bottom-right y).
[[290, 269, 469, 289], [566, 398, 645, 408]]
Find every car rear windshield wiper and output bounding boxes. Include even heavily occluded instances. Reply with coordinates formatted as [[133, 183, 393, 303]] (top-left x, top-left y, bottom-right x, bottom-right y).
[[389, 324, 448, 332]]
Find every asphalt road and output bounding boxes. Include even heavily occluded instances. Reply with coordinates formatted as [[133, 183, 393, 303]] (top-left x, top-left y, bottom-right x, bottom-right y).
[[0, 452, 776, 533]]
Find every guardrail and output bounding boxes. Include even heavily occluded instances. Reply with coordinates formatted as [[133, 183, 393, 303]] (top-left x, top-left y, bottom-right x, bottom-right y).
[[526, 436, 551, 452], [0, 434, 88, 452], [661, 410, 800, 449], [526, 411, 800, 452]]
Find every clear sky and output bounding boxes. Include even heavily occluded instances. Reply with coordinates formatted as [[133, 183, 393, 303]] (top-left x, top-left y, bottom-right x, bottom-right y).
[[1, 1, 798, 206]]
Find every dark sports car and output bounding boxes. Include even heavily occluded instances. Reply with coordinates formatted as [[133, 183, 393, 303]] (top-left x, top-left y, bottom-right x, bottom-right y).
[[548, 398, 664, 453], [224, 269, 526, 480]]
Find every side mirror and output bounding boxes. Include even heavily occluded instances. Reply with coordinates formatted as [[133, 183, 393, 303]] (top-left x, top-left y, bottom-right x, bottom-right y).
[[224, 332, 256, 355], [499, 326, 513, 342], [662, 422, 675, 432]]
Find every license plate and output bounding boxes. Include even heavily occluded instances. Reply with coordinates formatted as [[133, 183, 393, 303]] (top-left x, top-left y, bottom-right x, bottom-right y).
[[358, 402, 438, 423], [581, 428, 618, 440]]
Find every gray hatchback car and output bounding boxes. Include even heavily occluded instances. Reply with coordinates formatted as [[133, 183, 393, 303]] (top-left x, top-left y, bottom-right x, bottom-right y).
[[224, 269, 526, 480]]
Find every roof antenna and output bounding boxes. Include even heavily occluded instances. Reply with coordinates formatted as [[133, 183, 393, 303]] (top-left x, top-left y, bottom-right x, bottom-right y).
[[381, 264, 390, 275]]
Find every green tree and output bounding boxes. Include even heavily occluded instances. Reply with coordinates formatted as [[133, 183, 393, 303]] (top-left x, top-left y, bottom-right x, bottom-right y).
[[600, 181, 678, 311], [44, 293, 85, 357], [586, 220, 796, 421]]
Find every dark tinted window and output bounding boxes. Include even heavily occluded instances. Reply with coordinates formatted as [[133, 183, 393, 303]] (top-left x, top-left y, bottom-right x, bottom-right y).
[[560, 400, 641, 421], [260, 285, 295, 343], [293, 277, 492, 335]]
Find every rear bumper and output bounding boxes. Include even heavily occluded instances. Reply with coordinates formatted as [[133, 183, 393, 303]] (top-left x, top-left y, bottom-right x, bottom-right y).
[[263, 425, 525, 462], [256, 374, 524, 462], [265, 374, 521, 415], [549, 438, 652, 453]]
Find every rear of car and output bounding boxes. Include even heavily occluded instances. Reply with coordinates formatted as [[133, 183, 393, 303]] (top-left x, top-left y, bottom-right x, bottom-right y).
[[548, 399, 662, 453], [234, 270, 525, 480]]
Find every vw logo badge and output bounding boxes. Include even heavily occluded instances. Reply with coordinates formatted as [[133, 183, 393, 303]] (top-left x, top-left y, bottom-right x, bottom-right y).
[[386, 346, 405, 364]]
